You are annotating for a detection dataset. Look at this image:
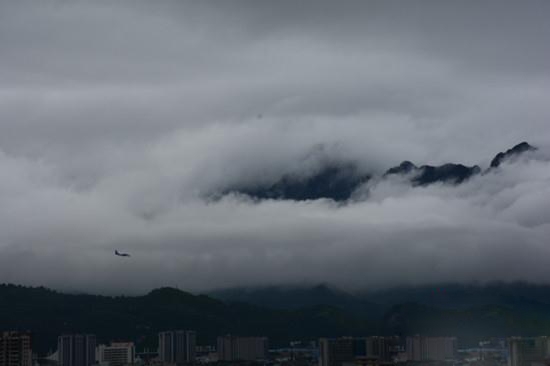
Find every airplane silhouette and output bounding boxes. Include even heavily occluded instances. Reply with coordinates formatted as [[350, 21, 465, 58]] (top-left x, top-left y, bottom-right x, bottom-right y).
[[115, 250, 131, 257]]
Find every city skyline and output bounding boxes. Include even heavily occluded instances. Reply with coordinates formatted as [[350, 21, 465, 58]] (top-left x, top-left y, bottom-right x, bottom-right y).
[[3, 329, 549, 366]]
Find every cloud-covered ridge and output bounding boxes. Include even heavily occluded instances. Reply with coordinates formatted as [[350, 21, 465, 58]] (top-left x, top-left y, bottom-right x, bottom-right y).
[[222, 142, 533, 202]]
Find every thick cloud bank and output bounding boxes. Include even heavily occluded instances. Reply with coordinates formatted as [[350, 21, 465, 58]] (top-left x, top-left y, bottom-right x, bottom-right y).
[[0, 1, 549, 294]]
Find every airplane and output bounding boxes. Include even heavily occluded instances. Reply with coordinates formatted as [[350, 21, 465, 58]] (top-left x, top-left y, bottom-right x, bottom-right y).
[[115, 250, 131, 257]]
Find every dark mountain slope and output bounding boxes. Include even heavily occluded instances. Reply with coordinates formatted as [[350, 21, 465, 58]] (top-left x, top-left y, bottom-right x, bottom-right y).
[[490, 142, 537, 168], [0, 284, 374, 355], [230, 164, 370, 201], [385, 162, 481, 185], [359, 282, 550, 310], [385, 161, 417, 175], [212, 282, 550, 316], [210, 284, 384, 321]]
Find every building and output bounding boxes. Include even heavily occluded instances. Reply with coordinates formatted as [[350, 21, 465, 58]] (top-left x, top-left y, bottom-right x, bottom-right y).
[[158, 330, 196, 364], [319, 337, 400, 366], [342, 358, 392, 366], [319, 338, 354, 366], [0, 331, 32, 366], [508, 337, 550, 366], [97, 342, 135, 366], [217, 335, 269, 361], [58, 334, 96, 366], [406, 336, 457, 362], [364, 336, 399, 362]]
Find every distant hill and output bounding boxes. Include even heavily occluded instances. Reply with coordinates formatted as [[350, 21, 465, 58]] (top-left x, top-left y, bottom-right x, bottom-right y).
[[223, 142, 536, 201], [0, 284, 373, 356], [211, 282, 550, 346], [215, 282, 550, 313], [359, 282, 550, 310], [210, 284, 385, 321], [381, 301, 550, 346]]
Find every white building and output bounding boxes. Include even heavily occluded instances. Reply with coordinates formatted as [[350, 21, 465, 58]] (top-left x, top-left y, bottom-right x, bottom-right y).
[[97, 342, 135, 366]]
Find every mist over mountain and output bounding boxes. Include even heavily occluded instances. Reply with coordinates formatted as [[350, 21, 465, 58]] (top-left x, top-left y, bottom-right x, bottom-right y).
[[224, 142, 533, 201], [1, 139, 547, 293], [211, 281, 550, 312], [229, 164, 370, 202]]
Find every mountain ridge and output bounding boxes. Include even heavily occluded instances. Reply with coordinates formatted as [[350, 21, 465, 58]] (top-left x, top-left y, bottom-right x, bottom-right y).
[[224, 142, 536, 201], [0, 283, 374, 355], [490, 141, 537, 168]]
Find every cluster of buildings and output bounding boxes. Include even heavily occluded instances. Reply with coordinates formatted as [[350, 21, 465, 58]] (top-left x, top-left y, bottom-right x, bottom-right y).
[[0, 331, 268, 366], [4, 330, 550, 366], [318, 336, 550, 366], [54, 331, 269, 365], [57, 335, 137, 366], [319, 336, 457, 366]]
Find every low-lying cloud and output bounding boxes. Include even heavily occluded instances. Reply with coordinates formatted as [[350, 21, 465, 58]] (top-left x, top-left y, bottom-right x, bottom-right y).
[[0, 0, 549, 294]]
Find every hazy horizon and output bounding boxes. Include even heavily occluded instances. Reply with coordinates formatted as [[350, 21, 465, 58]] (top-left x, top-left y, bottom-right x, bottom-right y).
[[4, 278, 550, 298]]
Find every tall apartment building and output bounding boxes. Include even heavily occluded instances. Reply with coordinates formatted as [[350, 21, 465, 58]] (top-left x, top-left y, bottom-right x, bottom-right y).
[[319, 338, 354, 366], [0, 332, 32, 366], [217, 335, 269, 361], [508, 337, 550, 366], [406, 336, 457, 361], [58, 334, 96, 366], [97, 342, 135, 366], [365, 336, 399, 362], [158, 330, 196, 364]]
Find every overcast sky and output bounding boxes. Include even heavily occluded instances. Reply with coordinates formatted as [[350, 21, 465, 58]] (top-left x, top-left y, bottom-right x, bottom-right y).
[[0, 0, 549, 294]]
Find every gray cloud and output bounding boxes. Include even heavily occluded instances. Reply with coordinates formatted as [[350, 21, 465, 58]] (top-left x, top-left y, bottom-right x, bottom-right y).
[[0, 0, 549, 294]]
